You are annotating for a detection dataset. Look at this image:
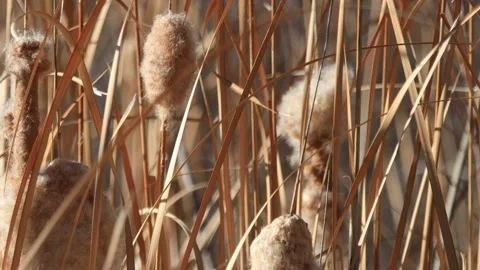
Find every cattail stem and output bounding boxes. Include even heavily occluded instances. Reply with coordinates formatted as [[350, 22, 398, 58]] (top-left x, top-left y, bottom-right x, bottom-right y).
[[155, 118, 167, 197]]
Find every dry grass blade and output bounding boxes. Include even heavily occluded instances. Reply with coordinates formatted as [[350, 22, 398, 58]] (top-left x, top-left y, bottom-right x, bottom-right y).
[[90, 5, 130, 268], [330, 5, 480, 261], [138, 210, 204, 269], [385, 1, 461, 267], [179, 1, 286, 268], [331, 0, 346, 265], [144, 2, 236, 267], [357, 20, 452, 247], [110, 94, 137, 141], [102, 205, 129, 270], [130, 3, 150, 253]]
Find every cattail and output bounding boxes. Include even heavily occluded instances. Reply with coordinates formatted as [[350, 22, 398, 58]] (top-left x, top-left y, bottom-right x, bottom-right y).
[[140, 11, 197, 120], [250, 215, 315, 270], [0, 31, 51, 267], [277, 62, 352, 184], [277, 64, 353, 164], [140, 11, 197, 205], [4, 31, 50, 177], [0, 32, 124, 268], [0, 161, 125, 268], [277, 63, 353, 268], [27, 159, 124, 269]]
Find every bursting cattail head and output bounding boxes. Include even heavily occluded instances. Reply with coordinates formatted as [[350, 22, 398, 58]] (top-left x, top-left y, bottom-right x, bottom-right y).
[[3, 31, 51, 177], [4, 31, 51, 79], [250, 215, 315, 270], [140, 11, 197, 119], [277, 64, 353, 157]]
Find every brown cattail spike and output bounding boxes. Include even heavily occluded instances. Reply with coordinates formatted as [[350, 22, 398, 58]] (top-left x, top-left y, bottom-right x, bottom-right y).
[[250, 215, 315, 270], [140, 11, 197, 120], [27, 159, 124, 269], [4, 32, 50, 178]]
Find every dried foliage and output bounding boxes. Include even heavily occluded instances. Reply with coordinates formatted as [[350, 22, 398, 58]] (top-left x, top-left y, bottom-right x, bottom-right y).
[[0, 1, 478, 269]]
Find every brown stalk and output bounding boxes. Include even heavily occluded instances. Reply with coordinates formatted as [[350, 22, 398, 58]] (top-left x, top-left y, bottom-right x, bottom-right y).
[[132, 0, 151, 215], [378, 2, 458, 268], [419, 1, 448, 267], [349, 0, 362, 266], [111, 100, 138, 269], [76, 0, 84, 163], [268, 0, 279, 220], [89, 6, 130, 268], [329, 10, 477, 269], [467, 2, 475, 269], [250, 21, 281, 223], [130, 0, 149, 263], [238, 0, 249, 267], [331, 0, 346, 267], [292, 0, 316, 216], [215, 0, 236, 262], [179, 1, 287, 267], [248, 0, 261, 230], [155, 119, 167, 200]]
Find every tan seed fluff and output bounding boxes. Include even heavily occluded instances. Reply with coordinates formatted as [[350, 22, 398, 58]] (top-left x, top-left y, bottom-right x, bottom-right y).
[[140, 11, 198, 119]]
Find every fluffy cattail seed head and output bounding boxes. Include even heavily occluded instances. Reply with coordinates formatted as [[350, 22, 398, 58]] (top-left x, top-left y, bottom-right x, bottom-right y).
[[277, 64, 353, 157], [250, 215, 315, 270], [36, 158, 90, 194], [140, 11, 197, 119], [4, 31, 51, 79], [3, 31, 51, 177], [276, 64, 353, 268]]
